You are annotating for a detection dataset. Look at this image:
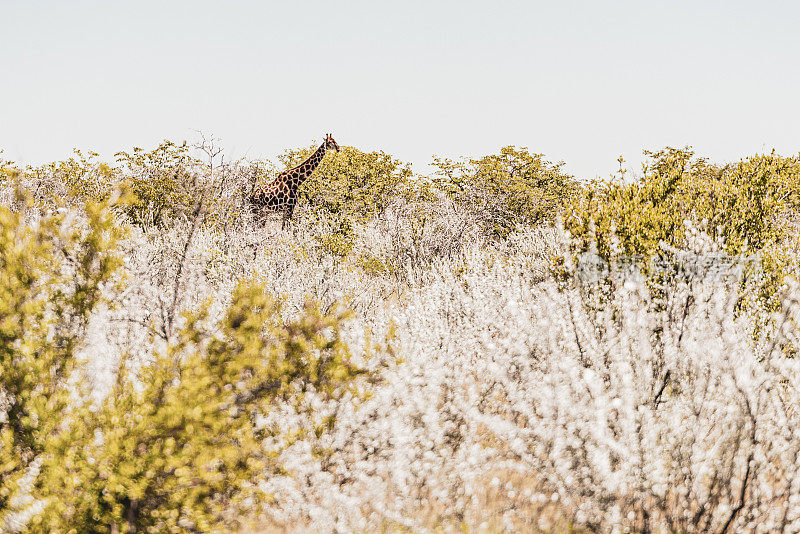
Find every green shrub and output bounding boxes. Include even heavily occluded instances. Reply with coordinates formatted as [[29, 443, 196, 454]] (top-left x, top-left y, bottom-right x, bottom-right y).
[[0, 150, 118, 210], [356, 253, 394, 277], [115, 140, 201, 227], [566, 148, 800, 258], [33, 284, 364, 533], [0, 193, 126, 531], [279, 144, 413, 224], [0, 195, 367, 532], [276, 144, 414, 257], [5, 140, 225, 229], [564, 147, 800, 309], [0, 153, 20, 184], [432, 146, 577, 237], [314, 216, 357, 257], [53, 150, 118, 204]]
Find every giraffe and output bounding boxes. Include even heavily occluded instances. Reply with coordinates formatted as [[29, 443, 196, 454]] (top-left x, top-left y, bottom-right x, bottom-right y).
[[249, 134, 340, 229]]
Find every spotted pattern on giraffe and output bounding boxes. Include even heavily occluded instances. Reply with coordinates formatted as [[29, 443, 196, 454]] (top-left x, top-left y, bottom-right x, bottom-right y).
[[249, 134, 340, 229]]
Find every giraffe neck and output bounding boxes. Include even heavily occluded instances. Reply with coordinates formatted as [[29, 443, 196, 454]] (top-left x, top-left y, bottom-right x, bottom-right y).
[[294, 143, 327, 181]]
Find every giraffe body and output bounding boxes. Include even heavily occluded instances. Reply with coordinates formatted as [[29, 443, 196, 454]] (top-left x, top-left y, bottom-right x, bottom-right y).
[[249, 134, 340, 229]]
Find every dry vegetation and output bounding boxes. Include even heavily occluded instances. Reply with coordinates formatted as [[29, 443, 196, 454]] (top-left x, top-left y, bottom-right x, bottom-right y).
[[2, 138, 800, 532]]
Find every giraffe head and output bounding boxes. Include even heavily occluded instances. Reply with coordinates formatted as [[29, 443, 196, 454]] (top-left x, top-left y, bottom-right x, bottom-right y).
[[324, 133, 340, 153]]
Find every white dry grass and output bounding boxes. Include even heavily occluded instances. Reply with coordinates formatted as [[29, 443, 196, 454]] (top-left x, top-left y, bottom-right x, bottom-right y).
[[72, 199, 800, 532], [5, 179, 800, 532]]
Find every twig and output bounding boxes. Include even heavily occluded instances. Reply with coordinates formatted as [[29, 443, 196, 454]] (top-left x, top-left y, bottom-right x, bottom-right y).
[[718, 452, 753, 534], [720, 395, 759, 534], [653, 369, 671, 408]]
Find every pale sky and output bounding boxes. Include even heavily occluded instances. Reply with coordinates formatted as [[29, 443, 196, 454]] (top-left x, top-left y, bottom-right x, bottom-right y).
[[2, 1, 799, 179]]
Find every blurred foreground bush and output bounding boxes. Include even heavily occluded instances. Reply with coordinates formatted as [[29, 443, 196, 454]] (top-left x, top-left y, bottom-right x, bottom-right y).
[[0, 193, 125, 531], [0, 196, 365, 533]]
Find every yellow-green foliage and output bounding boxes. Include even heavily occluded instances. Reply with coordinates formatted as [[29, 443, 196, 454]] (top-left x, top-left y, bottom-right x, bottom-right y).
[[34, 286, 363, 533], [9, 141, 223, 229], [566, 148, 800, 258], [0, 197, 366, 532], [0, 193, 125, 529], [115, 140, 201, 227], [0, 151, 117, 209], [276, 144, 414, 257], [432, 146, 577, 237], [50, 150, 117, 204], [279, 144, 413, 223], [565, 148, 800, 307], [1, 154, 20, 184], [357, 253, 394, 277], [314, 216, 357, 257]]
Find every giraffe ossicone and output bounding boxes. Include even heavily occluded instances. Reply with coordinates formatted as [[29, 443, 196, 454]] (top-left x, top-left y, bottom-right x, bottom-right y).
[[249, 133, 340, 229]]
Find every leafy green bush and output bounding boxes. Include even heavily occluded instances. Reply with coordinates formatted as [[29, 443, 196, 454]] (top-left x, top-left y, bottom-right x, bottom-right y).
[[274, 144, 414, 256], [0, 154, 20, 184], [279, 144, 413, 224], [566, 148, 800, 258], [0, 193, 126, 531], [313, 216, 357, 257], [0, 195, 367, 532], [52, 150, 118, 204], [0, 150, 118, 211], [564, 147, 800, 309], [34, 285, 363, 533], [432, 146, 577, 237], [115, 141, 201, 227], [2, 141, 203, 227]]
